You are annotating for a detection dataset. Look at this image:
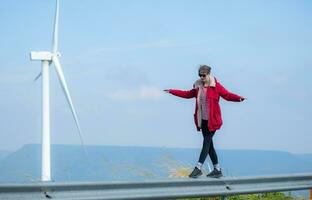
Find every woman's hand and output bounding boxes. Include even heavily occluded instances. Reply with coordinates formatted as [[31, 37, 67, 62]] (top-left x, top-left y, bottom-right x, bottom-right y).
[[163, 89, 170, 93]]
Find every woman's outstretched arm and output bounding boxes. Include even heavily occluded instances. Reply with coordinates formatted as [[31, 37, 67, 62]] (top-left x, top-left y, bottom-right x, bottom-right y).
[[216, 82, 245, 102], [164, 89, 196, 99]]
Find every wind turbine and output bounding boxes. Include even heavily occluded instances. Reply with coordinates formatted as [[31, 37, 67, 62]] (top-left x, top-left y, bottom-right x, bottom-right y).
[[30, 0, 83, 182]]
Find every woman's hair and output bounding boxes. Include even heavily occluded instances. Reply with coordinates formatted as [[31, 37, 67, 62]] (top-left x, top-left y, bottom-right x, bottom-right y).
[[198, 65, 211, 74]]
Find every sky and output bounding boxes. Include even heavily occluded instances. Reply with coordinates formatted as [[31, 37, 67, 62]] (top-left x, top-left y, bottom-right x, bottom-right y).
[[0, 0, 311, 154]]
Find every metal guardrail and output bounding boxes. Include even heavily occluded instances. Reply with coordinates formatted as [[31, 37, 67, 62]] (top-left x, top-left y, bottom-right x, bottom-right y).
[[0, 173, 311, 200]]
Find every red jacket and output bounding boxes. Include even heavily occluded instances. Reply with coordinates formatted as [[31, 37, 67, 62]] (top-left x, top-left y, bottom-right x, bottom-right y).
[[169, 77, 241, 132]]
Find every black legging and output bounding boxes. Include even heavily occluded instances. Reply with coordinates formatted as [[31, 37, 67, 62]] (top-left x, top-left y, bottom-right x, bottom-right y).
[[198, 119, 219, 165]]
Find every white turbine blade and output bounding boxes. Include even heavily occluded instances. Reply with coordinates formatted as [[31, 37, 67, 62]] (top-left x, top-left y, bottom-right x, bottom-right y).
[[52, 0, 60, 53], [52, 56, 82, 135], [34, 72, 42, 81]]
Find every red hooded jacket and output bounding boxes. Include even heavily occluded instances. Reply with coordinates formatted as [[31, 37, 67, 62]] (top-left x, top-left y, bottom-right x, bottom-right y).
[[169, 77, 241, 132]]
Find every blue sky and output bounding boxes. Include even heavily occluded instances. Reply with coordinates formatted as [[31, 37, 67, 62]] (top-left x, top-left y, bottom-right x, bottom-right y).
[[0, 0, 311, 153]]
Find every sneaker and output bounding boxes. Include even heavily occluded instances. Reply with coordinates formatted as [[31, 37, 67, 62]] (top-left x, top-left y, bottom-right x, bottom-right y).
[[207, 168, 223, 178], [188, 167, 202, 178]]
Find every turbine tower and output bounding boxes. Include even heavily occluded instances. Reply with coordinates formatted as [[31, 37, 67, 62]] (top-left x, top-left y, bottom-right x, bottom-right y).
[[30, 0, 82, 182]]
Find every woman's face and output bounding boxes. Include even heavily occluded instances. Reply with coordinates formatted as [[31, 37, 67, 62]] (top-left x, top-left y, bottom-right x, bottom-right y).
[[198, 70, 209, 82]]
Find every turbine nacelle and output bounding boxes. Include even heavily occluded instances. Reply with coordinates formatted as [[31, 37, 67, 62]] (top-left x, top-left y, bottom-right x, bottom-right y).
[[30, 51, 53, 61], [30, 51, 61, 61]]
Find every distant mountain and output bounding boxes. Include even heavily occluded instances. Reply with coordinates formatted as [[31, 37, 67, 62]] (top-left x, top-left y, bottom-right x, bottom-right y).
[[0, 150, 12, 161], [218, 150, 312, 176], [0, 144, 311, 183], [295, 154, 312, 166]]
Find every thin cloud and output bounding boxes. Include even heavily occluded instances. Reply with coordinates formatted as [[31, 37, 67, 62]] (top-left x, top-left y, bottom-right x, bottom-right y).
[[108, 86, 164, 101]]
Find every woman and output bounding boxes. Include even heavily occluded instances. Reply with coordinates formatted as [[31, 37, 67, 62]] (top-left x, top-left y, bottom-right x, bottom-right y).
[[164, 65, 245, 178]]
